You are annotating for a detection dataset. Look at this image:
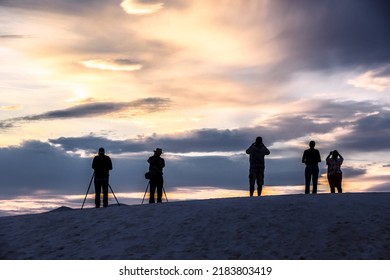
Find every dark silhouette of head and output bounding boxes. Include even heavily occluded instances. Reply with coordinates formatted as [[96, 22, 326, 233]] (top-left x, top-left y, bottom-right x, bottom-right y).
[[309, 141, 316, 149], [154, 148, 163, 156], [98, 147, 105, 155], [255, 137, 263, 146], [332, 150, 339, 159]]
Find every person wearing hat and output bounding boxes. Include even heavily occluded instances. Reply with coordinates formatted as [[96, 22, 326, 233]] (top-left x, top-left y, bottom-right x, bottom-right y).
[[147, 148, 165, 203], [92, 147, 113, 208]]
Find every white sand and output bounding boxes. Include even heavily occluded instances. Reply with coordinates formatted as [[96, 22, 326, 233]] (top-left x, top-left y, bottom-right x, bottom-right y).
[[0, 193, 389, 260]]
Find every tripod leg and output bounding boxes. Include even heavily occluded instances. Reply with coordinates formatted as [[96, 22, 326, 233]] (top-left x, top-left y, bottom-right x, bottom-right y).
[[142, 182, 150, 204], [108, 184, 120, 206], [81, 173, 94, 209], [163, 186, 168, 203]]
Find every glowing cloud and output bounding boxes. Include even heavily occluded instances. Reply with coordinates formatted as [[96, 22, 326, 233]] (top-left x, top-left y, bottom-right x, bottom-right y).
[[0, 105, 22, 111], [80, 59, 142, 71], [120, 0, 164, 15], [348, 68, 390, 92]]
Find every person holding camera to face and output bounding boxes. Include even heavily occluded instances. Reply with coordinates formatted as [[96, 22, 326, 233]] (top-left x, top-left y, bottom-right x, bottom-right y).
[[326, 150, 344, 193], [246, 137, 270, 196]]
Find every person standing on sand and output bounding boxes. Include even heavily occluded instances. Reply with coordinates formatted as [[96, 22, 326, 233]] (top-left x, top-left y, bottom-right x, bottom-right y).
[[246, 137, 270, 196], [326, 150, 344, 193], [92, 147, 113, 208], [302, 141, 321, 194], [147, 148, 165, 203]]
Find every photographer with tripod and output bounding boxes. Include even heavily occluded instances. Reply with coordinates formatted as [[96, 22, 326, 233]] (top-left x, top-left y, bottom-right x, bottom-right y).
[[147, 148, 165, 203], [92, 147, 113, 208]]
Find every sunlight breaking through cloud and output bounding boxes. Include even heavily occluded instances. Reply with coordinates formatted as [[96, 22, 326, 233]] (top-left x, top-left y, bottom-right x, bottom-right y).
[[120, 0, 164, 15], [80, 59, 143, 71]]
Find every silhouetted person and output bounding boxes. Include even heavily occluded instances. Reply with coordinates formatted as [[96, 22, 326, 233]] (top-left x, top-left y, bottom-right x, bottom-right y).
[[147, 148, 165, 203], [302, 141, 321, 194], [246, 137, 270, 196], [92, 147, 112, 208], [326, 150, 344, 193]]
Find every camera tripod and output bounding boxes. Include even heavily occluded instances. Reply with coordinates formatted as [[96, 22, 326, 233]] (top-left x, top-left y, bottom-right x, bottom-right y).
[[141, 181, 168, 204], [81, 172, 120, 209]]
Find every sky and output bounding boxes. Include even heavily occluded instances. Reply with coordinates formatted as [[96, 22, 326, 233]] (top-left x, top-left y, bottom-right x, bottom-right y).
[[1, 0, 390, 216]]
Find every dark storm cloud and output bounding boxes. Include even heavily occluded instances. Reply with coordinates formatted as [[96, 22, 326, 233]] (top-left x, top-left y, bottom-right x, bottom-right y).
[[0, 98, 170, 129], [0, 140, 150, 198], [2, 138, 353, 201], [338, 111, 390, 152], [271, 0, 390, 71], [0, 141, 90, 198], [0, 140, 305, 200]]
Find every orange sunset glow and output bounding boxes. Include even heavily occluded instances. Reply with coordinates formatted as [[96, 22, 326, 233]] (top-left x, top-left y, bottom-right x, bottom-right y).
[[1, 0, 389, 216]]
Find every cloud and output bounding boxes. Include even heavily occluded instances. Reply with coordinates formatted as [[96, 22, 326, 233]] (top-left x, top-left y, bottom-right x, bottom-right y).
[[80, 59, 143, 71], [0, 141, 90, 197], [0, 140, 305, 200], [2, 105, 386, 200], [0, 0, 107, 15], [2, 0, 390, 205], [342, 167, 367, 177], [374, 65, 390, 77], [348, 65, 390, 92], [2, 137, 368, 201], [268, 0, 390, 73], [338, 111, 390, 151], [367, 182, 390, 192], [0, 98, 170, 129], [44, 99, 390, 159], [47, 99, 389, 155], [3, 0, 389, 74], [49, 135, 146, 155], [0, 122, 13, 130], [0, 35, 31, 39], [48, 117, 335, 155], [120, 0, 164, 15], [0, 105, 22, 111]]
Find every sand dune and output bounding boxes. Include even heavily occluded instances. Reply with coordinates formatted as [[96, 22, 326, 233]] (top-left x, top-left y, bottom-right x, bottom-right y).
[[0, 193, 389, 260]]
